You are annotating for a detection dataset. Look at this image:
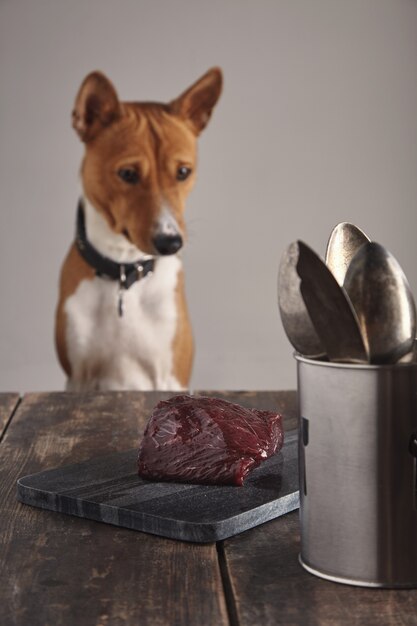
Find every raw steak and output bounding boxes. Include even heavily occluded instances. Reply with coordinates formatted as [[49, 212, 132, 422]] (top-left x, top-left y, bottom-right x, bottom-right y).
[[137, 394, 284, 486]]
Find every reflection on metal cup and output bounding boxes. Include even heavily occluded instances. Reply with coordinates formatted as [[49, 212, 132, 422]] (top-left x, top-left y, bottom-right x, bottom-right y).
[[296, 354, 417, 587]]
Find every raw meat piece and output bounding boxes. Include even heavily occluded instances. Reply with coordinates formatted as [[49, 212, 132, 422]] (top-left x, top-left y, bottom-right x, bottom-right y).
[[137, 394, 284, 486]]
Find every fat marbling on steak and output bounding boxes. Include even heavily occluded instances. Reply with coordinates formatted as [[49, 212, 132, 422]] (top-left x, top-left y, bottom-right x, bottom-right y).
[[137, 394, 284, 486]]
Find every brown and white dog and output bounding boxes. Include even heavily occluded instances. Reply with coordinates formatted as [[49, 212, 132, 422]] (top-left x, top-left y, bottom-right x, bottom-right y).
[[55, 68, 222, 391]]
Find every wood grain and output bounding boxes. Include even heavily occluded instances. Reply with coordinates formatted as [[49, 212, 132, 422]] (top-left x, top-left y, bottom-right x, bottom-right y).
[[0, 393, 20, 440], [221, 392, 417, 626], [0, 391, 228, 626]]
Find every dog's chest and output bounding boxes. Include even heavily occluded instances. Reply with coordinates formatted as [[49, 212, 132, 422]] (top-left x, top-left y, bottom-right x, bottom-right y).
[[64, 256, 182, 390]]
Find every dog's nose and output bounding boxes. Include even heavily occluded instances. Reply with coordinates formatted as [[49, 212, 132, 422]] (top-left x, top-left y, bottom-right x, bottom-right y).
[[153, 233, 183, 255]]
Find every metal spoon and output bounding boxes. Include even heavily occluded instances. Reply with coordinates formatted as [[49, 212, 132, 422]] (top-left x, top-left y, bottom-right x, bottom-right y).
[[398, 340, 417, 364], [296, 241, 369, 363], [325, 222, 370, 285], [343, 242, 416, 364], [278, 242, 326, 358]]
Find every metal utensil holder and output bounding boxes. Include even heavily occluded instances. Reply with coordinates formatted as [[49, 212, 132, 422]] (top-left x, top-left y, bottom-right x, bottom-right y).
[[296, 355, 417, 587]]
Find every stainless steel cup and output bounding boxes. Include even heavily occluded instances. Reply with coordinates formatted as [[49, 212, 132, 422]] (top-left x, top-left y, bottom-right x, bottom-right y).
[[296, 355, 417, 587]]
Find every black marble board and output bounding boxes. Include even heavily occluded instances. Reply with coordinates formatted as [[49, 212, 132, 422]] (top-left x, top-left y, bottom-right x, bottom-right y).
[[16, 430, 299, 543]]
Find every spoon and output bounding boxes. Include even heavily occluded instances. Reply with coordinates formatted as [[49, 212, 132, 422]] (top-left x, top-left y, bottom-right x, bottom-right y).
[[278, 242, 326, 358], [343, 242, 416, 364], [296, 241, 369, 363], [325, 222, 370, 285], [398, 340, 417, 364]]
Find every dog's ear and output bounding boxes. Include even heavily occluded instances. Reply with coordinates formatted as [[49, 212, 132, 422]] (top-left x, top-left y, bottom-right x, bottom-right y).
[[72, 72, 122, 142], [170, 67, 223, 135]]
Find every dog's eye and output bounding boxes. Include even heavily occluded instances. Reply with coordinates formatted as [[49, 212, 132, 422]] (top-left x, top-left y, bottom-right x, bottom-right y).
[[176, 166, 192, 181], [118, 168, 140, 184]]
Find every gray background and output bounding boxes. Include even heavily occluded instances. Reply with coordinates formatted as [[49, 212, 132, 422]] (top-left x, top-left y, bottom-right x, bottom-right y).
[[1, 0, 416, 392]]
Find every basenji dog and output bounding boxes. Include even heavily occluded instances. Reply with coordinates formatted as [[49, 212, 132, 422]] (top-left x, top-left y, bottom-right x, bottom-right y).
[[55, 68, 222, 391]]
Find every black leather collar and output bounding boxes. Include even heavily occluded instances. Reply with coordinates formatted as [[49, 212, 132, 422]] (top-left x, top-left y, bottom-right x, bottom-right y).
[[75, 199, 155, 291]]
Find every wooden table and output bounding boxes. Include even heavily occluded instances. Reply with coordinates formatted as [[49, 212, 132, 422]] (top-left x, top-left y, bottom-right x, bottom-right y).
[[1, 390, 417, 626]]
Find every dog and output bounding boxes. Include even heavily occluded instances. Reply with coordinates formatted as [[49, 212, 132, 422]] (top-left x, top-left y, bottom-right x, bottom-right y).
[[55, 68, 222, 391]]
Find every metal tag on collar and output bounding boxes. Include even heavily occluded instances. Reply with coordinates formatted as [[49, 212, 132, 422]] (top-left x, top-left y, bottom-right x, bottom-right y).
[[118, 265, 127, 318], [136, 261, 153, 281]]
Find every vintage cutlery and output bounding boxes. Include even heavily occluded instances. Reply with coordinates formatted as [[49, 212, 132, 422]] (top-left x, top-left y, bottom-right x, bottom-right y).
[[278, 242, 326, 358], [296, 241, 369, 363], [325, 222, 370, 285], [343, 242, 416, 364]]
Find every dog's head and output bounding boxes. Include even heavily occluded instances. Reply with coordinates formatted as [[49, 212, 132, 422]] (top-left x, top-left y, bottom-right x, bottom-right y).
[[72, 68, 222, 256]]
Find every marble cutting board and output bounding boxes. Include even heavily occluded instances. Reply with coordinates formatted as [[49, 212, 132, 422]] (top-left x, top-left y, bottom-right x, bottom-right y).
[[17, 429, 299, 543]]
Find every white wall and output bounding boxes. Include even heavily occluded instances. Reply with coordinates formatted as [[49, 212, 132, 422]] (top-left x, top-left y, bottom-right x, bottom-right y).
[[1, 0, 417, 392]]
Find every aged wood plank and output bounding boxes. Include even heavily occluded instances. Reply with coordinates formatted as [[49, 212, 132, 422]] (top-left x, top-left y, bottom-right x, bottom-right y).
[[221, 392, 417, 626], [222, 512, 417, 626], [0, 391, 229, 626], [0, 393, 20, 441]]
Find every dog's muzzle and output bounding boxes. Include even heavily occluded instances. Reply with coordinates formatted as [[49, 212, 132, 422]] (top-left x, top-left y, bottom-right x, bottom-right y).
[[152, 233, 183, 255], [153, 207, 183, 255]]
